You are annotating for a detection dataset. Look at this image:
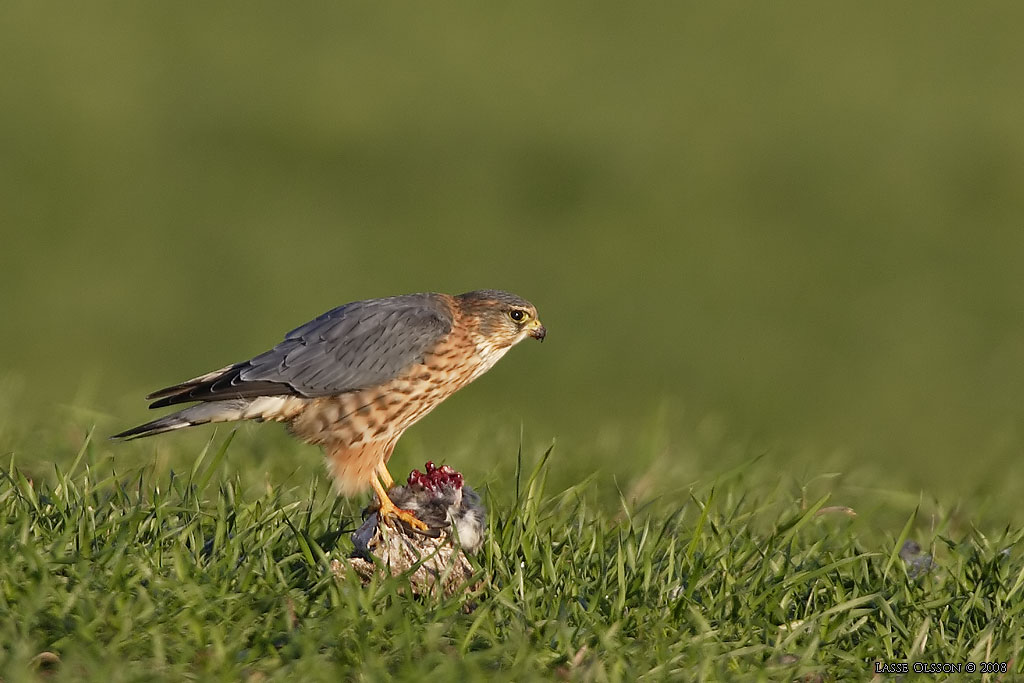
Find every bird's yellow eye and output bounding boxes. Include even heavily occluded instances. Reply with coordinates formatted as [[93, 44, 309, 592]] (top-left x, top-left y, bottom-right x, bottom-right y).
[[509, 309, 529, 323]]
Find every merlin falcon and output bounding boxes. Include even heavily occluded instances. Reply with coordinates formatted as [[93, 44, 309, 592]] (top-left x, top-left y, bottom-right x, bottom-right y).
[[113, 289, 545, 530]]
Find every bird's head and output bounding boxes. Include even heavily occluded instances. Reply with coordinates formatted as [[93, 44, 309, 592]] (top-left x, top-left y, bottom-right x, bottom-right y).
[[456, 289, 546, 347]]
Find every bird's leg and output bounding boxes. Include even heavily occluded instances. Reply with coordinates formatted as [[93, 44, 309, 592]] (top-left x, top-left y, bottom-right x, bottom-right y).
[[376, 462, 394, 489], [370, 475, 428, 532]]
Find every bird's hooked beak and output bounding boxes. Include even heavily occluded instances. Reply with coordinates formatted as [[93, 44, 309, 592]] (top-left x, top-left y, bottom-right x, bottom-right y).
[[528, 319, 546, 342]]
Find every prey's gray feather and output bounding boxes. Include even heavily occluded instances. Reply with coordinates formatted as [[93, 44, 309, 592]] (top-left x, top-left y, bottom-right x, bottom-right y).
[[352, 484, 485, 558], [148, 293, 454, 409]]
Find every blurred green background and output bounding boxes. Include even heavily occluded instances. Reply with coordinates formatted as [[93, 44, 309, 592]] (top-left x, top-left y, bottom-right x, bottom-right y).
[[2, 3, 1023, 506]]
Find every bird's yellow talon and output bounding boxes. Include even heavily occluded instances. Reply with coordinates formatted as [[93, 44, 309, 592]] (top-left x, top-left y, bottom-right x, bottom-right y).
[[380, 502, 429, 532], [371, 472, 429, 531]]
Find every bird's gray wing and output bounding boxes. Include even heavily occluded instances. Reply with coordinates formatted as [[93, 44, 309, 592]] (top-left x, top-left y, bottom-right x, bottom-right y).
[[147, 293, 453, 408]]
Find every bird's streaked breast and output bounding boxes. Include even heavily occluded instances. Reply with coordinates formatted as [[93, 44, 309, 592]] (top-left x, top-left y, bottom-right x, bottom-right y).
[[283, 319, 498, 452]]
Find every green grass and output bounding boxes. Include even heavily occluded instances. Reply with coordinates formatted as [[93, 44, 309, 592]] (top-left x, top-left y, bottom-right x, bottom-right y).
[[3, 429, 1022, 682]]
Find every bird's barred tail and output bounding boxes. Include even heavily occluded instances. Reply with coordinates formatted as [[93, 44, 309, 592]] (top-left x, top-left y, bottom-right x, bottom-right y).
[[111, 400, 250, 440]]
